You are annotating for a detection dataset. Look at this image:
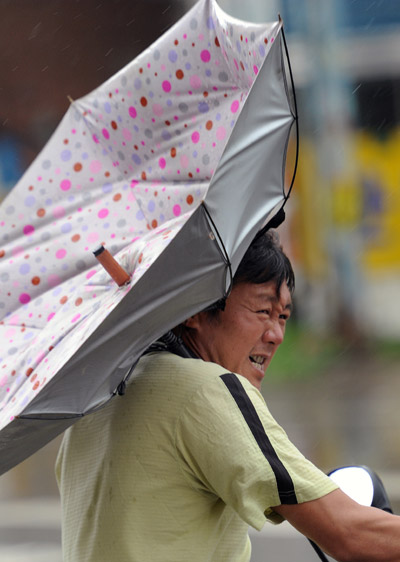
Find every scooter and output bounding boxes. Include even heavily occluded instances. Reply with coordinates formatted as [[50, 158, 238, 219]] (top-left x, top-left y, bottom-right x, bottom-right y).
[[310, 465, 393, 562]]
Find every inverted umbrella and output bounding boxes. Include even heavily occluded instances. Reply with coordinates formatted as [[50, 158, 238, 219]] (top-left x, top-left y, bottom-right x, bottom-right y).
[[0, 0, 297, 474]]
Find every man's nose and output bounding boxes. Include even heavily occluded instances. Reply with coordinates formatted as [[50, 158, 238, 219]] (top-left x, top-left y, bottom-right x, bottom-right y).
[[262, 321, 285, 346]]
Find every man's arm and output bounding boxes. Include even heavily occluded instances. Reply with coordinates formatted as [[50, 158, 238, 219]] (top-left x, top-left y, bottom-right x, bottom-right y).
[[274, 488, 400, 562]]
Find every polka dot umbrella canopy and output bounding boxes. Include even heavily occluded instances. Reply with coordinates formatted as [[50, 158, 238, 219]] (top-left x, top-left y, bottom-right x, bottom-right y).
[[0, 0, 296, 474]]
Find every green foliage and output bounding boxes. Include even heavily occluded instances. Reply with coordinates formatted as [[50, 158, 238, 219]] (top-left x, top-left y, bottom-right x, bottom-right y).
[[267, 322, 344, 380]]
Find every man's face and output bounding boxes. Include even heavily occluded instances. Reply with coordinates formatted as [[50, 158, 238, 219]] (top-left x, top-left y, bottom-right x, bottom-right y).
[[184, 281, 292, 390]]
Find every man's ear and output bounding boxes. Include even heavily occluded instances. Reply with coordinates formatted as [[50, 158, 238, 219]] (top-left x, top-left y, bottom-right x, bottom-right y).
[[183, 312, 208, 331]]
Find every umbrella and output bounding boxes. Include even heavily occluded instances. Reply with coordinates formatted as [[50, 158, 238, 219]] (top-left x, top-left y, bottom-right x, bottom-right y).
[[0, 0, 297, 475]]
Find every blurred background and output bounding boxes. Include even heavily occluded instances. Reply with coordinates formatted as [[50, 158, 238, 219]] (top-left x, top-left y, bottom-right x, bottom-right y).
[[0, 0, 399, 560]]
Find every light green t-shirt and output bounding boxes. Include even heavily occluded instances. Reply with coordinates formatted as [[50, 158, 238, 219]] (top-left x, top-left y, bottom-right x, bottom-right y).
[[56, 352, 337, 562]]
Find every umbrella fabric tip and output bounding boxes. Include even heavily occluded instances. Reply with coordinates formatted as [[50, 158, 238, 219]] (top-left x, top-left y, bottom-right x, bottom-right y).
[[93, 245, 106, 257], [93, 246, 131, 287]]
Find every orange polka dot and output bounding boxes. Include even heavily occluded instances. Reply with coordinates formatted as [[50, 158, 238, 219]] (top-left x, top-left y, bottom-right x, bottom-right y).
[[37, 208, 46, 217], [174, 39, 179, 45], [71, 234, 80, 243], [186, 194, 194, 205], [188, 172, 193, 178], [28, 185, 34, 191], [203, 91, 208, 97], [170, 147, 177, 158], [26, 368, 33, 377], [176, 69, 184, 80], [60, 296, 68, 305], [113, 193, 122, 202], [140, 97, 147, 107], [74, 163, 82, 172], [264, 38, 268, 44], [141, 171, 147, 180], [0, 250, 5, 258], [151, 219, 158, 229], [240, 61, 245, 71], [33, 381, 40, 391], [75, 298, 83, 306], [31, 373, 37, 383], [165, 120, 171, 126], [64, 139, 69, 144], [138, 253, 143, 264], [31, 276, 41, 285], [206, 120, 213, 130], [215, 37, 220, 47], [111, 121, 118, 130], [139, 67, 143, 74]]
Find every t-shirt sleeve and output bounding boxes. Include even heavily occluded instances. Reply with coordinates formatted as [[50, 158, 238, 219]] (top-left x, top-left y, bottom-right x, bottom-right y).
[[174, 372, 338, 530]]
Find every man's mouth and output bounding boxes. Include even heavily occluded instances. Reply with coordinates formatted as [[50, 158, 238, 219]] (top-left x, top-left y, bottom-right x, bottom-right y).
[[249, 355, 265, 372]]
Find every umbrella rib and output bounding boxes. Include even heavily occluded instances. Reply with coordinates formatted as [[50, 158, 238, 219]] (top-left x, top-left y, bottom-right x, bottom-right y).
[[201, 202, 233, 299]]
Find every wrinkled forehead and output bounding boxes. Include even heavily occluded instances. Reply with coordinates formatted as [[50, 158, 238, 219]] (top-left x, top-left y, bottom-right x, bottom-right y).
[[234, 280, 292, 308]]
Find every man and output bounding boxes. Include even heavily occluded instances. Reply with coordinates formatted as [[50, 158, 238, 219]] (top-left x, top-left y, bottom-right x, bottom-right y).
[[56, 231, 400, 562]]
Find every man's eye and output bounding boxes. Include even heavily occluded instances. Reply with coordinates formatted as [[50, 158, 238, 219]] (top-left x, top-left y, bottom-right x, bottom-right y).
[[279, 314, 290, 321], [257, 310, 270, 315]]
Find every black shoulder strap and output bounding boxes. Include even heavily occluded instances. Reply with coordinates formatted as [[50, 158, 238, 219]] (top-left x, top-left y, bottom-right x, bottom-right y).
[[143, 331, 196, 359]]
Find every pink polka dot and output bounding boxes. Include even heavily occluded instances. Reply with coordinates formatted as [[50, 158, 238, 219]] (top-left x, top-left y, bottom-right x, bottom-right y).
[[200, 50, 211, 62], [47, 312, 55, 322], [122, 128, 132, 141], [162, 80, 172, 93], [191, 131, 200, 144], [92, 134, 99, 144], [90, 160, 102, 174], [102, 128, 110, 139], [53, 206, 65, 219], [189, 75, 202, 89], [129, 106, 137, 118], [47, 274, 62, 288], [159, 157, 166, 169], [153, 104, 163, 117], [98, 208, 109, 219], [87, 232, 99, 244], [231, 100, 240, 113], [19, 293, 31, 304], [180, 154, 189, 168], [173, 205, 181, 217], [60, 179, 71, 191], [12, 246, 24, 257], [86, 269, 97, 279], [130, 180, 138, 188], [23, 225, 35, 236], [56, 249, 67, 259], [216, 126, 226, 141], [253, 64, 259, 75], [234, 59, 239, 70], [71, 314, 81, 324]]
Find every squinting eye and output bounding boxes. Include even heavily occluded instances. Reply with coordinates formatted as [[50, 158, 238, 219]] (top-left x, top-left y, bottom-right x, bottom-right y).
[[257, 310, 270, 315]]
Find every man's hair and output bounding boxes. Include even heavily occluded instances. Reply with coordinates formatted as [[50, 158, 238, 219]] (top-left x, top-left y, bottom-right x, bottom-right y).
[[233, 230, 295, 294]]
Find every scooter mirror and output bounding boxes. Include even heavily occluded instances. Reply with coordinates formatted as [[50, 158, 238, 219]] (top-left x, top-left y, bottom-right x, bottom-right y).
[[328, 465, 393, 513]]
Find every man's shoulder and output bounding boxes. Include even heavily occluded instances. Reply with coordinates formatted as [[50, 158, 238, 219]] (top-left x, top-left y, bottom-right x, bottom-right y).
[[139, 351, 228, 380], [137, 352, 264, 405]]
